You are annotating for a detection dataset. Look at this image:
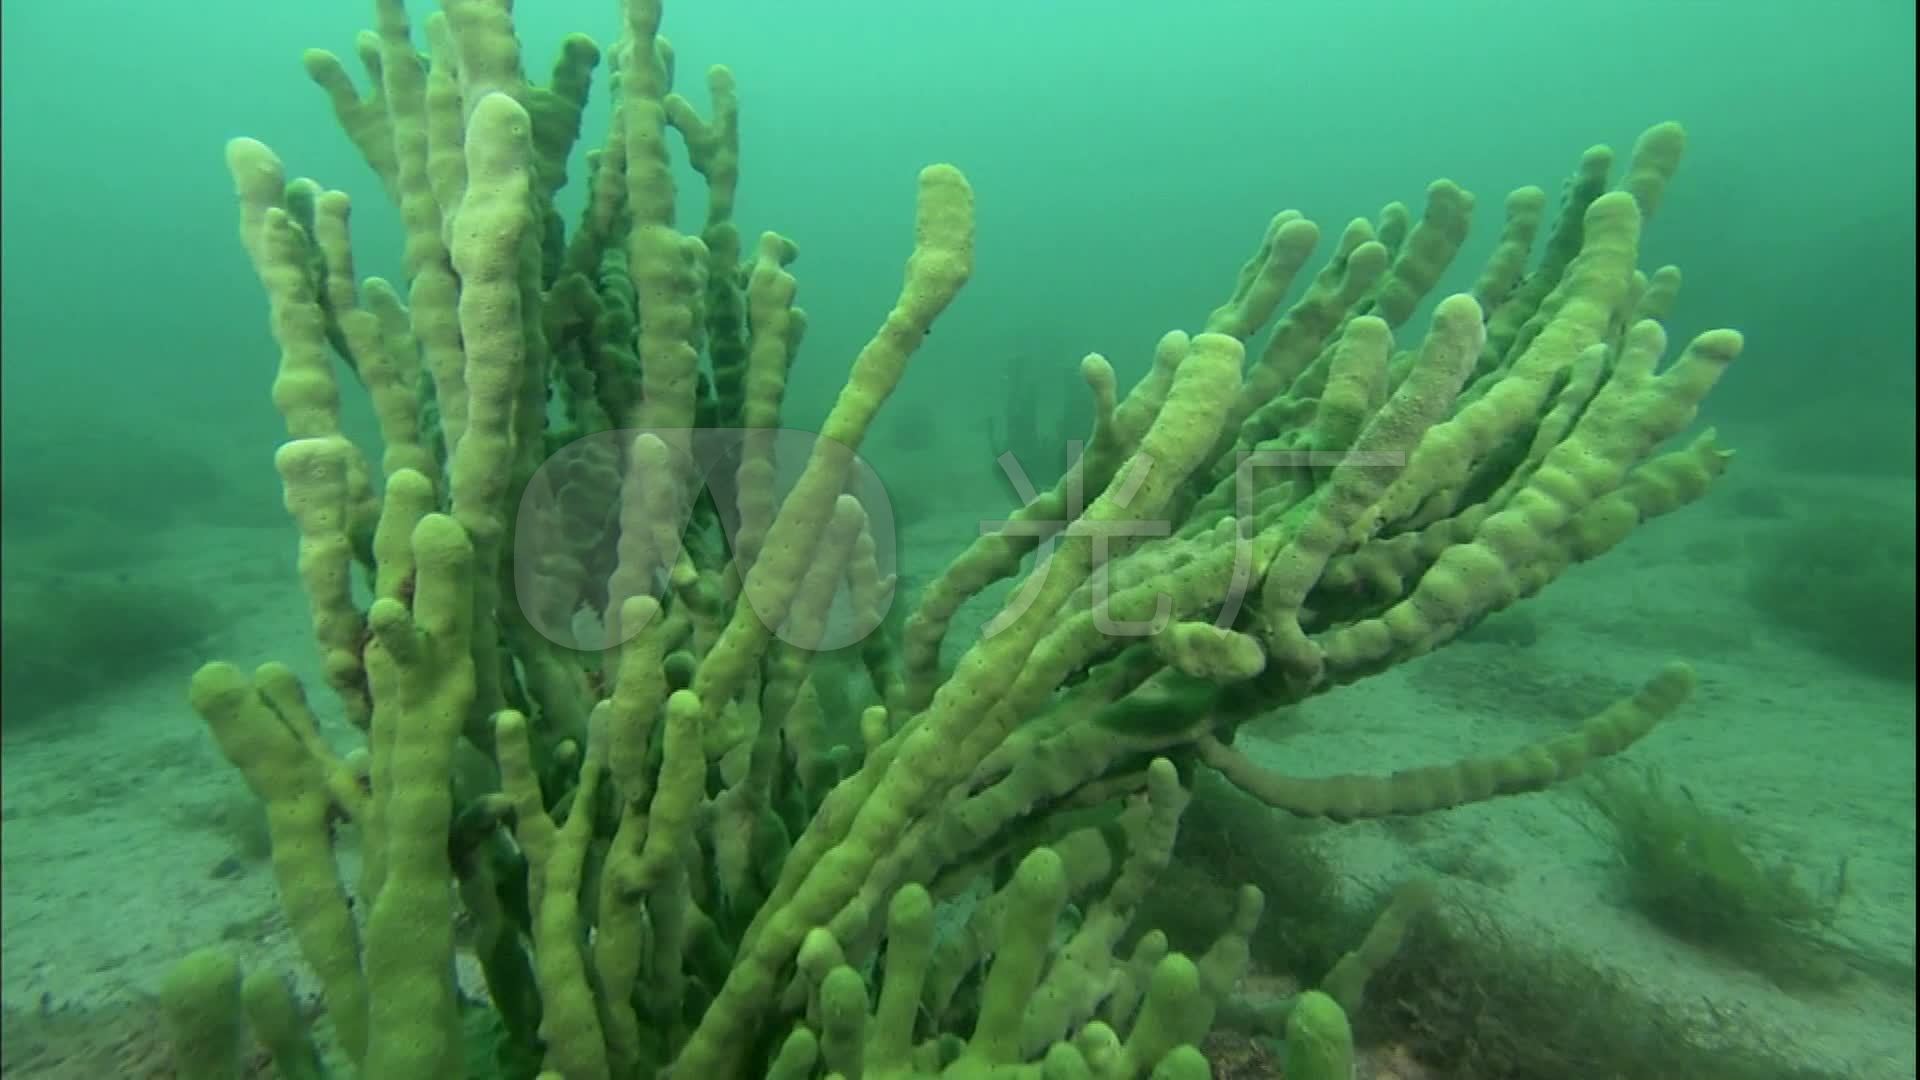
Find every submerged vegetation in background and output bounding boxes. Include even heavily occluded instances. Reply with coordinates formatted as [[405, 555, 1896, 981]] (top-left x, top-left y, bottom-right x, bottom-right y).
[[1744, 508, 1918, 684], [1582, 765, 1853, 986], [1365, 899, 1853, 1080], [0, 573, 225, 730]]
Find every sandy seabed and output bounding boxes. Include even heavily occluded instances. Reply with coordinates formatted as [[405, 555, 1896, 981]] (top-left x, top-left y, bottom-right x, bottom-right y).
[[3, 454, 1912, 1079]]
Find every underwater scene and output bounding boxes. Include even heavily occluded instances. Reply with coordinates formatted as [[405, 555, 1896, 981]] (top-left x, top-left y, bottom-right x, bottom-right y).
[[0, 1, 1913, 1077]]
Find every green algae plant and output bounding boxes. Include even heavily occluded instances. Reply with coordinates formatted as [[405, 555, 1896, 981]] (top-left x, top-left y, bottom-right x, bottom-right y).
[[157, 0, 1759, 1074]]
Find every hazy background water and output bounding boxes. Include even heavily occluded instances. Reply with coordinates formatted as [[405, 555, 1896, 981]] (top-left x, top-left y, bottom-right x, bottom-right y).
[[3, 0, 1912, 462]]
